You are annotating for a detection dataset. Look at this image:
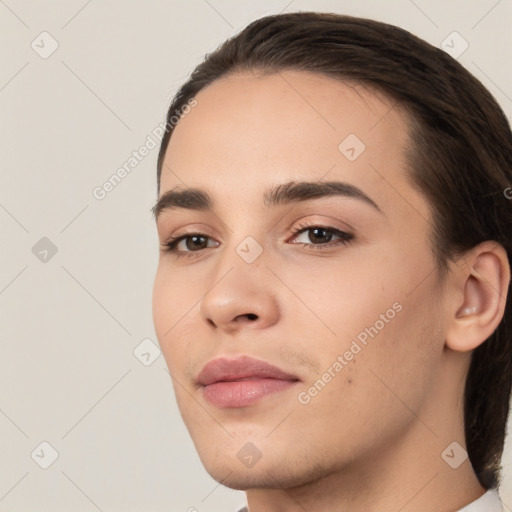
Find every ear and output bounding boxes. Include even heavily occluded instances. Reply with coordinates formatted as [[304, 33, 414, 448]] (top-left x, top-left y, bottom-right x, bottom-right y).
[[445, 241, 510, 352]]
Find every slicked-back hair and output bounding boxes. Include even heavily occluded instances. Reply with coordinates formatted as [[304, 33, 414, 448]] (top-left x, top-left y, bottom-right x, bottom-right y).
[[156, 12, 512, 489]]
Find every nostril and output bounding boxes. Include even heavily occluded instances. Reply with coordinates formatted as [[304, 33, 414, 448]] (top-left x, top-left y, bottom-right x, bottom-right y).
[[246, 313, 258, 321]]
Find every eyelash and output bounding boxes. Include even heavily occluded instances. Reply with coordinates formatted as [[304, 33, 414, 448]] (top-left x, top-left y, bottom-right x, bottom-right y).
[[161, 221, 354, 258]]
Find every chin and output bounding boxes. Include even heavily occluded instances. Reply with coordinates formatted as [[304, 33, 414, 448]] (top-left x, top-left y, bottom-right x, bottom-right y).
[[204, 465, 287, 491], [200, 453, 332, 491], [209, 471, 268, 491]]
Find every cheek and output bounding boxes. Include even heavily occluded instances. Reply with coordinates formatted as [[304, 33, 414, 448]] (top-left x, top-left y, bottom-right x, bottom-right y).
[[286, 288, 441, 456], [152, 268, 171, 342], [152, 264, 194, 369], [152, 261, 202, 330], [273, 249, 399, 339], [283, 240, 441, 385]]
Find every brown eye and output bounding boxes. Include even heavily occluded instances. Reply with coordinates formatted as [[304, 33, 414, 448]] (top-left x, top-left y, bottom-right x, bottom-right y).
[[306, 227, 334, 244], [289, 225, 354, 248], [163, 233, 220, 256], [184, 235, 209, 251]]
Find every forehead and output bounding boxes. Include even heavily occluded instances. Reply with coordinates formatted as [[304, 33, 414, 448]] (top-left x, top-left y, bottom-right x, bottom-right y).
[[160, 70, 430, 222]]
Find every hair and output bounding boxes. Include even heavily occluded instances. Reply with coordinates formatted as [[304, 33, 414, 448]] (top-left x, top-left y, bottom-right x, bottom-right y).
[[156, 12, 512, 489]]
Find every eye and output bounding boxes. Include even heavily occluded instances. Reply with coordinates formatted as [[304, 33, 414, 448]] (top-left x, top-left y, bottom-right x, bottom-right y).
[[288, 222, 354, 250], [162, 233, 219, 257], [161, 222, 354, 258]]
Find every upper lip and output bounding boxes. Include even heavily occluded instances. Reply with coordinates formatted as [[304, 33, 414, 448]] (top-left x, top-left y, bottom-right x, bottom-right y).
[[197, 355, 300, 386]]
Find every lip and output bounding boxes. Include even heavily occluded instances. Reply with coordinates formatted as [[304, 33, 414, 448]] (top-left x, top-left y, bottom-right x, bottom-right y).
[[197, 355, 300, 408]]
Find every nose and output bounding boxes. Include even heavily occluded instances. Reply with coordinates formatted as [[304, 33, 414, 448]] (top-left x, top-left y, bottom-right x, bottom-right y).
[[199, 266, 280, 334]]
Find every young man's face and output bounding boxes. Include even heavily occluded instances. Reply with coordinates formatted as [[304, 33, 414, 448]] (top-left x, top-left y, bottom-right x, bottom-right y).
[[153, 71, 456, 490]]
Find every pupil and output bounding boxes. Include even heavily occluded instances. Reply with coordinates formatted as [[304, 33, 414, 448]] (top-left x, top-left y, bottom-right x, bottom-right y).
[[310, 228, 331, 243], [187, 235, 207, 250]]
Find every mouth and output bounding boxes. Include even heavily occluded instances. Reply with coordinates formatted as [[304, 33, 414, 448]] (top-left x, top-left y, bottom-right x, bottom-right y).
[[197, 355, 300, 408]]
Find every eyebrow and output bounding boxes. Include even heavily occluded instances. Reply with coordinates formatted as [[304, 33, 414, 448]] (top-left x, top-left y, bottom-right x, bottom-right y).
[[152, 180, 383, 219]]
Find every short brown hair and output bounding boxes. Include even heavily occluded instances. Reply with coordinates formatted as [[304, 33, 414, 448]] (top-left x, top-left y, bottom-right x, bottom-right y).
[[156, 12, 512, 489]]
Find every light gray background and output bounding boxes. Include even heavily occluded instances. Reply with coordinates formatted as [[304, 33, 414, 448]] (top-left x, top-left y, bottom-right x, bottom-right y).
[[1, 1, 511, 510]]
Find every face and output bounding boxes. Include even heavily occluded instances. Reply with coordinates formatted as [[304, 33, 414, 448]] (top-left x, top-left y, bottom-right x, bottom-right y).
[[152, 70, 448, 490]]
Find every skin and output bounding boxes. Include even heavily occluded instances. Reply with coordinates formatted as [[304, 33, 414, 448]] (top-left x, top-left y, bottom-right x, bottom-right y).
[[152, 70, 510, 512]]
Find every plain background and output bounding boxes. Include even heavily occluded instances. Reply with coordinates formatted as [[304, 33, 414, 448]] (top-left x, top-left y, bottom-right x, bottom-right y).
[[1, 1, 511, 510]]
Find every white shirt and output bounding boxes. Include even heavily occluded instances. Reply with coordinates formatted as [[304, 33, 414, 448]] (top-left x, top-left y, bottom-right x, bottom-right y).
[[236, 489, 504, 511]]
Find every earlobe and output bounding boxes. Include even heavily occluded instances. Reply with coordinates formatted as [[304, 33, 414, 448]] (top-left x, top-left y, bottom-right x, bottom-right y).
[[446, 242, 510, 353]]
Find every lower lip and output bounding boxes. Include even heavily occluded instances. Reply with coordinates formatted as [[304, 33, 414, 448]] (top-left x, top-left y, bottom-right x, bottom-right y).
[[202, 378, 299, 408]]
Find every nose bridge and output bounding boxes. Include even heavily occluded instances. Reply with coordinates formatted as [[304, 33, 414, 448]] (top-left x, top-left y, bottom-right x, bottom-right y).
[[198, 234, 279, 332], [213, 215, 269, 279]]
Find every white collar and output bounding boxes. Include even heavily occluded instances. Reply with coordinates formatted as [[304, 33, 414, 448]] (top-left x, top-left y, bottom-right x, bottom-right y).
[[457, 489, 503, 511]]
